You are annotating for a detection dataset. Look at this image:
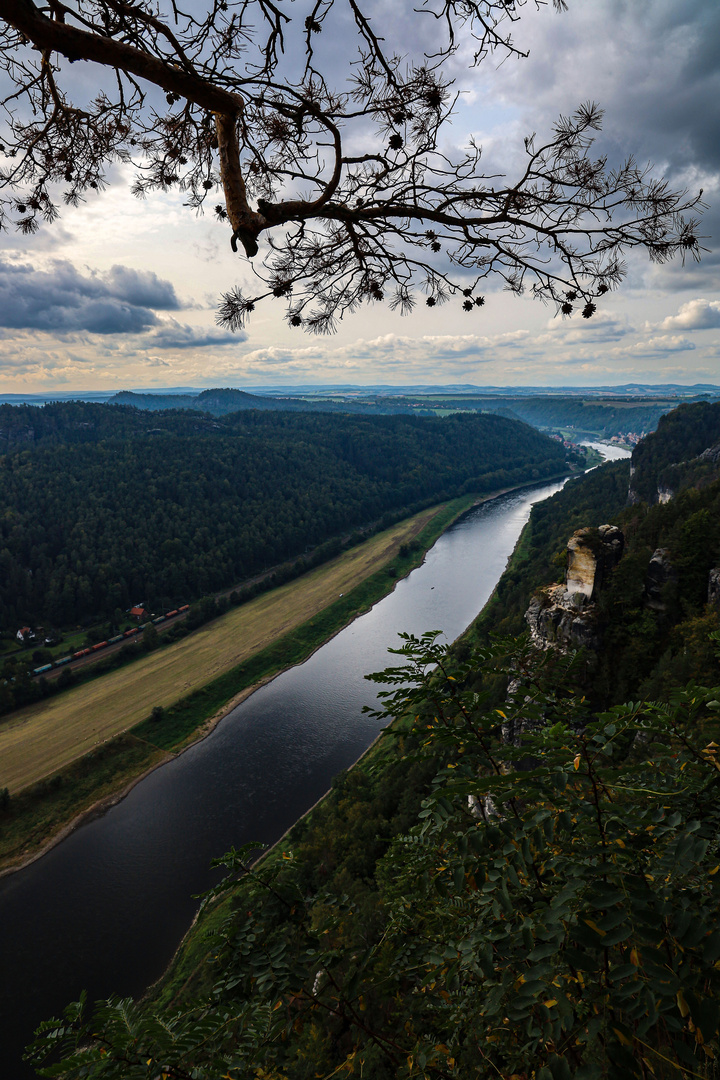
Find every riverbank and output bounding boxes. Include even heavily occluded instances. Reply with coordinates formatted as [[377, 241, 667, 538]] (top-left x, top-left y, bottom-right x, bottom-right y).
[[0, 487, 515, 877], [2, 470, 584, 1080], [144, 476, 578, 1008]]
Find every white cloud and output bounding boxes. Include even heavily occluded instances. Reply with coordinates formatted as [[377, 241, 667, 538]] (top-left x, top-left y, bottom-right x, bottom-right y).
[[542, 310, 633, 345], [660, 298, 720, 331], [610, 335, 697, 358]]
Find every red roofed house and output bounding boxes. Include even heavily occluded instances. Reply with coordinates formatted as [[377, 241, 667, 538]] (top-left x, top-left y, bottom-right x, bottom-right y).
[[129, 607, 147, 620]]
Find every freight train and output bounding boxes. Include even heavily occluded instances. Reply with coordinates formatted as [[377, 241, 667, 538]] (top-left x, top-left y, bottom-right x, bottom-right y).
[[32, 606, 190, 676]]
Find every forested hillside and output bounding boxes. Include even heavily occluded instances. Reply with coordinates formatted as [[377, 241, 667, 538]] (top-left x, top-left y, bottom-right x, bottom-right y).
[[110, 388, 418, 416], [629, 400, 720, 502], [418, 394, 676, 438], [105, 390, 689, 439], [490, 395, 672, 437], [30, 402, 720, 1079], [0, 404, 572, 633], [469, 401, 720, 706]]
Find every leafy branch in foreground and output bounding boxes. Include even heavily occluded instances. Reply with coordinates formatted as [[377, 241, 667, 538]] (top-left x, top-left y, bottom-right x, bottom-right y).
[[0, 1, 704, 331], [26, 634, 720, 1078]]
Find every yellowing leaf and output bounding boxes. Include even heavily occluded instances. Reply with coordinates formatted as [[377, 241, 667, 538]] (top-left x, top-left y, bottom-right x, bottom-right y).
[[710, 865, 720, 876], [677, 990, 690, 1018], [544, 999, 558, 1008], [630, 948, 640, 967], [584, 918, 606, 937], [573, 754, 581, 771], [613, 1028, 632, 1047]]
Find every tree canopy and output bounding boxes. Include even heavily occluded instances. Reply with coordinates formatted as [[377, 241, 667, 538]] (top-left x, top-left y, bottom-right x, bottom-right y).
[[0, 0, 703, 331], [25, 634, 720, 1079], [0, 402, 570, 636]]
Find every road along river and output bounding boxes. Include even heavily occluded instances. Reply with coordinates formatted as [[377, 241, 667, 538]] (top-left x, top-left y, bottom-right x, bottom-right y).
[[0, 451, 628, 1076]]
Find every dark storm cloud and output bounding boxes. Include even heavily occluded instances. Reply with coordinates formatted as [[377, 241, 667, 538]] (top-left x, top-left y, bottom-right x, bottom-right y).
[[148, 321, 243, 348], [491, 0, 720, 176], [101, 265, 180, 310], [482, 0, 720, 292], [0, 257, 180, 334]]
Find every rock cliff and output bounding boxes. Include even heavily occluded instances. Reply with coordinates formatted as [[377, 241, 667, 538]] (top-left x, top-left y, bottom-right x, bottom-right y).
[[526, 525, 623, 653]]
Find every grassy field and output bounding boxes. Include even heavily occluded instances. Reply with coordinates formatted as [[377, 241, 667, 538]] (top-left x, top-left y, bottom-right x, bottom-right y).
[[0, 496, 483, 872], [0, 503, 449, 795]]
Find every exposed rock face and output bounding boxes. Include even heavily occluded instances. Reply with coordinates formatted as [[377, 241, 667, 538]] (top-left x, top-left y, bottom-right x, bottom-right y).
[[566, 533, 597, 599], [526, 525, 623, 653], [526, 584, 601, 652], [566, 525, 624, 598], [709, 568, 720, 605], [628, 465, 641, 506], [645, 549, 676, 611], [699, 443, 720, 465]]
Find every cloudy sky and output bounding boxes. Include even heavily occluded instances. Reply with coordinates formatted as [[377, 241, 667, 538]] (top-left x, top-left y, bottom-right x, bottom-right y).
[[0, 0, 718, 392]]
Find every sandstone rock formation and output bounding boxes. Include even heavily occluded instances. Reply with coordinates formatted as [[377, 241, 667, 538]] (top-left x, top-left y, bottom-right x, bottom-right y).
[[709, 568, 720, 605], [526, 525, 623, 654]]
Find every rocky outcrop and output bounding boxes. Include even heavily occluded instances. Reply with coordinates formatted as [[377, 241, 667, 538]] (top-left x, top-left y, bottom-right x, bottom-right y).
[[645, 549, 676, 611], [709, 568, 720, 605], [526, 525, 623, 654], [698, 443, 720, 465]]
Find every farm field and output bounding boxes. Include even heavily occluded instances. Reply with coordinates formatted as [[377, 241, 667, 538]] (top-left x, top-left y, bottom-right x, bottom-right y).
[[0, 504, 444, 793]]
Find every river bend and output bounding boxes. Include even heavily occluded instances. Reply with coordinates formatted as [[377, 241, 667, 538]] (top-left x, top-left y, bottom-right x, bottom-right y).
[[0, 450, 627, 1075]]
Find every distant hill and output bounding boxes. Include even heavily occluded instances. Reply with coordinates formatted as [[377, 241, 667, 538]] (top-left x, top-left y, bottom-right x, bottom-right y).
[[107, 388, 687, 440], [434, 395, 675, 439], [110, 387, 418, 417]]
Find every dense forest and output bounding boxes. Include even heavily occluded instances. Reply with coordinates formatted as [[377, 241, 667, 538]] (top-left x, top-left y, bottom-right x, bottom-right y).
[[0, 403, 573, 634], [28, 400, 720, 1079]]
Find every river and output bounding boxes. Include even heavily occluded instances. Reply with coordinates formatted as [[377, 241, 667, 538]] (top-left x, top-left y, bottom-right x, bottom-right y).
[[0, 447, 629, 1076]]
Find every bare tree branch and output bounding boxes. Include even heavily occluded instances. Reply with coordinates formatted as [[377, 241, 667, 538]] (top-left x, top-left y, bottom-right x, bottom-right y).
[[0, 0, 703, 333]]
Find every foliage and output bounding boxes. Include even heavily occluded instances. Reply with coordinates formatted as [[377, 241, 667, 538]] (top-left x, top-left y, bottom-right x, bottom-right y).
[[0, 2, 702, 329], [26, 633, 720, 1079]]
